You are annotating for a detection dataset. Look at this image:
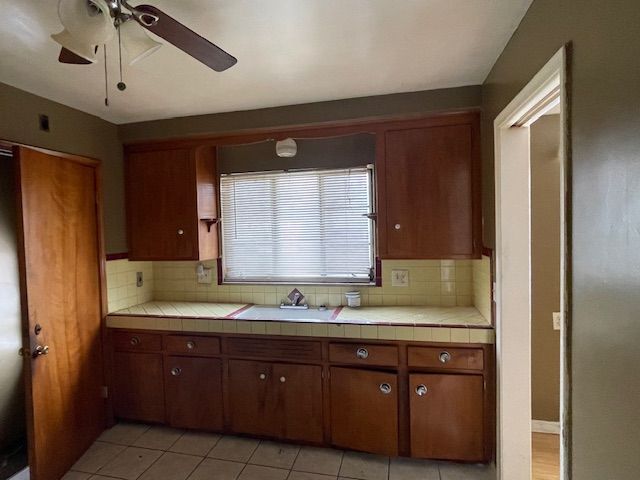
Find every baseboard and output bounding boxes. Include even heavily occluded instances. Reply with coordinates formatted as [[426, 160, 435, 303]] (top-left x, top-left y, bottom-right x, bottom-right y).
[[532, 419, 560, 434]]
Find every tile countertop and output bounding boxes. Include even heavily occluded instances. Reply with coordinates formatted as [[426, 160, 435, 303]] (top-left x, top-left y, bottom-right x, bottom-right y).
[[107, 301, 494, 344]]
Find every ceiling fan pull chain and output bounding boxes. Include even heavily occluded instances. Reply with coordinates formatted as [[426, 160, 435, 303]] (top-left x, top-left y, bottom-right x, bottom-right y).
[[103, 44, 109, 107], [117, 25, 126, 91]]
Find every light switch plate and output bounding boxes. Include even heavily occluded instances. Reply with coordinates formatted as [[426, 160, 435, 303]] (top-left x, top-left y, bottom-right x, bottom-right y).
[[136, 272, 143, 287], [391, 270, 409, 287], [197, 267, 213, 284], [552, 312, 561, 330]]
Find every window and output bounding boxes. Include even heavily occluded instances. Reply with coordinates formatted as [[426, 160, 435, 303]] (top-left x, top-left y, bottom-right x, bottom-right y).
[[220, 167, 374, 284]]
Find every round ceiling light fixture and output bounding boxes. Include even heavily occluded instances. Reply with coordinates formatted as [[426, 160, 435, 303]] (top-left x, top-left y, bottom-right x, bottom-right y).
[[276, 138, 297, 158]]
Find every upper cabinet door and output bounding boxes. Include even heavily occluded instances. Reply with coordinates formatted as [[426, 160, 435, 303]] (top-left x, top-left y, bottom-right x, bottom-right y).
[[379, 116, 481, 259], [126, 146, 218, 260]]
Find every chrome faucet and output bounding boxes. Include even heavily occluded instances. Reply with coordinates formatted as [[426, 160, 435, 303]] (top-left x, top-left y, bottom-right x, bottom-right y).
[[280, 288, 309, 310]]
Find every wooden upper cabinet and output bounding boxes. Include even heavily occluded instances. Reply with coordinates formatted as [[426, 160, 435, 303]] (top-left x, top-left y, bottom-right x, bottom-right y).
[[125, 146, 219, 260], [377, 114, 481, 259]]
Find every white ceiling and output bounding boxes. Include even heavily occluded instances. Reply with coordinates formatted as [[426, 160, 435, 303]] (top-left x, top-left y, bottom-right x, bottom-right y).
[[0, 0, 532, 124]]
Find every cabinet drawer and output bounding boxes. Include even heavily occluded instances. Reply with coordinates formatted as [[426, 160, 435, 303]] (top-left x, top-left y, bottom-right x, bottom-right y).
[[408, 346, 484, 370], [227, 337, 322, 362], [329, 343, 399, 367], [113, 331, 162, 352], [165, 335, 220, 355]]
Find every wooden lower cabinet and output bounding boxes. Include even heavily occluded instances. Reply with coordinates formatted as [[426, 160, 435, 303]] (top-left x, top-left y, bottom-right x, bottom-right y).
[[112, 351, 165, 423], [228, 360, 323, 443], [409, 373, 484, 461], [109, 332, 493, 462], [330, 367, 399, 456], [165, 356, 223, 431]]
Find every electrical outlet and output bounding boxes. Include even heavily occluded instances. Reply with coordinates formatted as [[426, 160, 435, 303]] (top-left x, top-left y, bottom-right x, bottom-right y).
[[552, 312, 561, 330], [197, 266, 213, 284], [136, 272, 143, 287], [391, 269, 409, 287]]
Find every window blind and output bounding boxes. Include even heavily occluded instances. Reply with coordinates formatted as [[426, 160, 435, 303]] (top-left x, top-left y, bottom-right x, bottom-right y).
[[220, 167, 374, 283]]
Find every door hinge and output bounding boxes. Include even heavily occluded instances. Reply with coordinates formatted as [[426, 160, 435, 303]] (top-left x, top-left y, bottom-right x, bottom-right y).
[[101, 386, 109, 399]]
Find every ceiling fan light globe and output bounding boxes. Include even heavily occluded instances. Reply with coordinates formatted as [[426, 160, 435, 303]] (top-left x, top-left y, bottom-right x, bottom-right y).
[[56, 0, 115, 46], [121, 20, 162, 65], [51, 29, 97, 62]]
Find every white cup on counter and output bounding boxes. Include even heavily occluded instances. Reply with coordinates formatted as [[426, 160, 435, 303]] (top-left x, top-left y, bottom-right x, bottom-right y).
[[344, 291, 361, 308]]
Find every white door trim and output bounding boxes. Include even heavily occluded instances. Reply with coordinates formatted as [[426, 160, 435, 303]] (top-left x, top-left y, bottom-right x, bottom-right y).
[[493, 46, 569, 480]]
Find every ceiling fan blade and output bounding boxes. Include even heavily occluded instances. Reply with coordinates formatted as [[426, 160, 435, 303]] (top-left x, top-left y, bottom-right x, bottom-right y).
[[58, 47, 92, 64], [133, 4, 237, 72]]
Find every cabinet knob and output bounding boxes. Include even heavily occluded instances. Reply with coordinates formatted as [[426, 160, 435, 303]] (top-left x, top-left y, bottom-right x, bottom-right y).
[[356, 347, 369, 359], [379, 382, 392, 394], [177, 229, 184, 235], [259, 373, 266, 380], [279, 376, 286, 383], [170, 367, 182, 376], [186, 341, 196, 350], [394, 224, 401, 230], [415, 384, 428, 396], [130, 336, 140, 346], [439, 351, 452, 363]]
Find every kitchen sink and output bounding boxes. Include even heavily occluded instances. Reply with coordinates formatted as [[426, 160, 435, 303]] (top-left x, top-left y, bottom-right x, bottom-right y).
[[234, 305, 337, 322]]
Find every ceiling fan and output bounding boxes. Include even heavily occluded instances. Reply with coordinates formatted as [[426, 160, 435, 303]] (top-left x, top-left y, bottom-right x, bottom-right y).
[[51, 0, 237, 75]]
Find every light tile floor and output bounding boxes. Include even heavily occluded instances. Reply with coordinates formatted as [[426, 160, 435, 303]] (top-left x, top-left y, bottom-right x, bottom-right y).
[[62, 423, 496, 480]]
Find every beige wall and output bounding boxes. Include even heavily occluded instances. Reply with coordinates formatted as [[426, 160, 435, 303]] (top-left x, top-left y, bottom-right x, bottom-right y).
[[118, 86, 481, 143], [482, 1, 640, 477], [0, 82, 126, 253], [531, 114, 561, 422]]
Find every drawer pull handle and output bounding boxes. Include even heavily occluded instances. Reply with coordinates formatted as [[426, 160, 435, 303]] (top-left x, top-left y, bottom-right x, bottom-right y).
[[439, 351, 451, 363], [259, 373, 266, 380], [186, 341, 196, 350], [177, 229, 184, 235], [279, 376, 286, 383], [170, 367, 182, 376], [415, 384, 428, 396], [356, 347, 369, 359], [130, 336, 140, 346], [379, 383, 392, 394]]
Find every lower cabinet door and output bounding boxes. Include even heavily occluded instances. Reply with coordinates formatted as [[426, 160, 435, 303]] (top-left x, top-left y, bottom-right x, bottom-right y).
[[330, 367, 398, 456], [165, 356, 223, 431], [228, 359, 277, 437], [272, 363, 323, 443], [113, 351, 165, 423], [410, 373, 484, 461]]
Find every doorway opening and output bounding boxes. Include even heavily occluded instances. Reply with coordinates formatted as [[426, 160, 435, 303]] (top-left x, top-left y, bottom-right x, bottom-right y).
[[493, 47, 571, 480], [0, 148, 29, 480]]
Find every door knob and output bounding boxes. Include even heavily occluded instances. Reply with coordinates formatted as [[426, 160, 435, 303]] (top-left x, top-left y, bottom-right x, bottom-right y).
[[177, 229, 184, 235], [279, 376, 286, 383], [415, 384, 428, 396], [356, 347, 369, 359], [170, 367, 182, 376], [259, 373, 266, 380], [32, 345, 49, 358], [186, 341, 196, 350]]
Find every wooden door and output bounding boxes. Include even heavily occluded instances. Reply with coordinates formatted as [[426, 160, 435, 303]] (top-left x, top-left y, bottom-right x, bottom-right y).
[[383, 123, 478, 258], [165, 356, 223, 431], [409, 373, 484, 461], [330, 367, 398, 456], [126, 148, 197, 260], [112, 352, 165, 423], [13, 146, 105, 480], [228, 360, 277, 437], [272, 363, 323, 443]]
